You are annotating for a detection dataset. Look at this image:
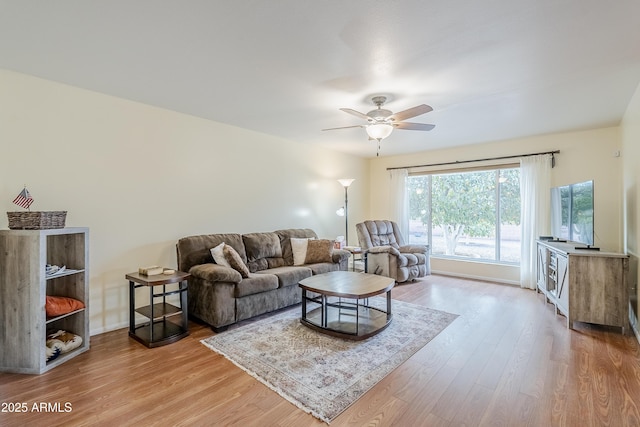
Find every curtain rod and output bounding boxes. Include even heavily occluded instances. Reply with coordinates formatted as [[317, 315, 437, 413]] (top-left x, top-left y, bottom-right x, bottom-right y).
[[386, 150, 560, 170]]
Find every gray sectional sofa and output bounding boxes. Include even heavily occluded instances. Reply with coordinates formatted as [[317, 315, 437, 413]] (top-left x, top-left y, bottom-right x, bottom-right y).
[[176, 228, 349, 331]]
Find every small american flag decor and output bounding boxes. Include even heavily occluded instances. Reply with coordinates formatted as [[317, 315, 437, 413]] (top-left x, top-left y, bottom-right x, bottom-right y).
[[13, 187, 34, 210]]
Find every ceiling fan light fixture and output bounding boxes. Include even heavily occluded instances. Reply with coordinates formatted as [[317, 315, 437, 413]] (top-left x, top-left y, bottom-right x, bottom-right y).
[[366, 123, 393, 140]]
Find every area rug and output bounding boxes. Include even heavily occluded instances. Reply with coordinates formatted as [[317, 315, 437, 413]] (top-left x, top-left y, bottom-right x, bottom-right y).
[[201, 298, 458, 424]]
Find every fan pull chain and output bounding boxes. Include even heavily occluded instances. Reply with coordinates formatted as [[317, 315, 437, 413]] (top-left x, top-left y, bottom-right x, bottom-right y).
[[377, 139, 381, 157]]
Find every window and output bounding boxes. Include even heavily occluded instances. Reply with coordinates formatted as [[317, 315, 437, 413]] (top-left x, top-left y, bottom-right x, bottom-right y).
[[407, 167, 521, 264]]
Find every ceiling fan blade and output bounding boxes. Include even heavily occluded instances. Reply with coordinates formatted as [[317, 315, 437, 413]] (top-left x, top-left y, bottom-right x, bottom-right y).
[[340, 108, 370, 120], [321, 124, 365, 131], [391, 104, 433, 121], [394, 122, 435, 131]]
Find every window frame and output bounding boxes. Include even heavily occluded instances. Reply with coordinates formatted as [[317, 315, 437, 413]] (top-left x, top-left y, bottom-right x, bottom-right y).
[[407, 163, 521, 265]]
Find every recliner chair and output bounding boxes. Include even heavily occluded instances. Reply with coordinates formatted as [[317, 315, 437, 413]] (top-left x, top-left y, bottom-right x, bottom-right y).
[[356, 220, 430, 282]]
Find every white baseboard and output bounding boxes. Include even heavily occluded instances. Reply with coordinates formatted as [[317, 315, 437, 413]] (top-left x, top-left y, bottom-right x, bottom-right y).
[[431, 269, 520, 286], [90, 321, 128, 337]]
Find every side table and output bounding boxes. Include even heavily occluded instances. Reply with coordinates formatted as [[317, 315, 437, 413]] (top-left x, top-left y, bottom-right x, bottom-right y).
[[344, 247, 365, 272], [126, 271, 190, 348]]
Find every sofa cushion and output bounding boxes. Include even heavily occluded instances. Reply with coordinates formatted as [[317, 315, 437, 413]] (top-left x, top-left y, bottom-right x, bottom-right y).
[[249, 258, 267, 272], [247, 257, 286, 272], [305, 239, 334, 264], [243, 232, 283, 272], [235, 273, 279, 298], [258, 266, 312, 288], [267, 257, 287, 269]]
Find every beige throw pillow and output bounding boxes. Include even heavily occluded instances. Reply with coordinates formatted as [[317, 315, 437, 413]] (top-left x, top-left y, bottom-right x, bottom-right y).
[[290, 238, 310, 265], [305, 239, 334, 264], [210, 243, 230, 267]]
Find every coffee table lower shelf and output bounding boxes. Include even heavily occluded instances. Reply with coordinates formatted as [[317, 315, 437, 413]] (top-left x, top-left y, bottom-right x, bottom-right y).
[[301, 295, 392, 340]]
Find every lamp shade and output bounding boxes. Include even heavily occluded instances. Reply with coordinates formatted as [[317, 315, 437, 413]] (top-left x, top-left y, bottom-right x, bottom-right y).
[[337, 178, 355, 188], [366, 123, 393, 140]]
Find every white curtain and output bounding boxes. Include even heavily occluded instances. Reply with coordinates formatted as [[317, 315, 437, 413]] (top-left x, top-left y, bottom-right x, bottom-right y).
[[389, 169, 409, 239], [520, 155, 552, 289]]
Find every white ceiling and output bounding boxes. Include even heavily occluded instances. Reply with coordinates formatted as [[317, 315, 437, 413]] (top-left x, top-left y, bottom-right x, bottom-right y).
[[1, 1, 639, 158]]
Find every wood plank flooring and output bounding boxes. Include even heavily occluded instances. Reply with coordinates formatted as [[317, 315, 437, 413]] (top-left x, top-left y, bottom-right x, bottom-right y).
[[1, 275, 639, 426]]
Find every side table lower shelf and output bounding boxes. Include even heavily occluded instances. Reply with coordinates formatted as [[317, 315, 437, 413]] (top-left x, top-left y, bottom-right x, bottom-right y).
[[130, 320, 188, 347], [126, 271, 190, 348]]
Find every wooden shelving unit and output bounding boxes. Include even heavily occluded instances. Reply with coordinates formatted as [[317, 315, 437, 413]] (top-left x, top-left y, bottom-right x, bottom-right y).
[[0, 227, 89, 374]]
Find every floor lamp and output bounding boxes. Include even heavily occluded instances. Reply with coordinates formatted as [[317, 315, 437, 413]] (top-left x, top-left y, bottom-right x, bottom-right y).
[[337, 178, 355, 246]]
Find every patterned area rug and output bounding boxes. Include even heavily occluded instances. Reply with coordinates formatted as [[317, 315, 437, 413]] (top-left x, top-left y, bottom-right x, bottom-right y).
[[201, 298, 458, 424]]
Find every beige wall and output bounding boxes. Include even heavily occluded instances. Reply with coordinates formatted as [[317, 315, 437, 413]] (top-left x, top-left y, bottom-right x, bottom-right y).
[[0, 67, 633, 335], [621, 81, 640, 338], [0, 70, 369, 334], [367, 127, 623, 284]]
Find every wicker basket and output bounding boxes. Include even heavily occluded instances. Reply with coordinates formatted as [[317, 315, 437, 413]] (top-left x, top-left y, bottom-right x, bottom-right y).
[[7, 211, 67, 230]]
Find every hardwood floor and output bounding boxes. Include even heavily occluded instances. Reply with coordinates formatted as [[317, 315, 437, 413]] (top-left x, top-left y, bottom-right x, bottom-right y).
[[1, 275, 639, 426]]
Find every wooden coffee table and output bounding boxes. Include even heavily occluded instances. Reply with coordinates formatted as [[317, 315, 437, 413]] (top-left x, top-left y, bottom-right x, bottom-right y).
[[298, 271, 395, 340]]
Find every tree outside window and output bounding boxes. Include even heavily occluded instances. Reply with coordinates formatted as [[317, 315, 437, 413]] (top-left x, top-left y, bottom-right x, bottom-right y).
[[408, 168, 521, 263]]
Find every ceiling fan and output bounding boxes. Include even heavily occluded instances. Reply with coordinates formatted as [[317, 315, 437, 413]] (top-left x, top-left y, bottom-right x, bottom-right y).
[[322, 96, 435, 155]]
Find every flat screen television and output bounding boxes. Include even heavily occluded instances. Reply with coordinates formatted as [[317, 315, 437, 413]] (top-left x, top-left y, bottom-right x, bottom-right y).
[[550, 180, 594, 246]]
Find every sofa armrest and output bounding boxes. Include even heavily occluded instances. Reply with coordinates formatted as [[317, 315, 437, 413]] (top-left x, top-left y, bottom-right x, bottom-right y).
[[367, 245, 402, 257], [399, 244, 429, 255], [189, 263, 242, 284], [332, 249, 350, 264]]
